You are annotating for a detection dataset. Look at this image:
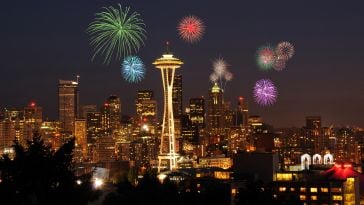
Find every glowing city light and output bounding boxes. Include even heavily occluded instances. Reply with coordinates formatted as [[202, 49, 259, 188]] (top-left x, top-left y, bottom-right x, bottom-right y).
[[93, 178, 104, 189]]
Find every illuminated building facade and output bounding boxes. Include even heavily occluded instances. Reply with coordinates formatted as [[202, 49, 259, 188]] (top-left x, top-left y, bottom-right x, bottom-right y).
[[228, 127, 250, 154], [101, 95, 121, 132], [233, 96, 248, 127], [272, 164, 360, 205], [95, 135, 116, 163], [335, 128, 356, 163], [1, 108, 25, 147], [86, 112, 102, 144], [24, 102, 43, 142], [74, 119, 87, 161], [172, 74, 183, 119], [207, 83, 225, 135], [153, 44, 183, 172], [189, 97, 205, 128], [58, 79, 79, 134], [181, 114, 199, 154], [136, 90, 157, 125], [39, 121, 62, 150]]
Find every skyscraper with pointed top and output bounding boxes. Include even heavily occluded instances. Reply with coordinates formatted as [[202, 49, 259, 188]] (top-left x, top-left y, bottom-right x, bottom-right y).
[[207, 83, 225, 135]]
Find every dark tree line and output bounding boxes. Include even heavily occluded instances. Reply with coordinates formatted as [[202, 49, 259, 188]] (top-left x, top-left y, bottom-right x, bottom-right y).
[[0, 135, 100, 205], [102, 173, 231, 205]]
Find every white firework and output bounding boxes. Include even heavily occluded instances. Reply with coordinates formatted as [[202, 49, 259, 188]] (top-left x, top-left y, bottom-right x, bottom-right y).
[[213, 58, 227, 77]]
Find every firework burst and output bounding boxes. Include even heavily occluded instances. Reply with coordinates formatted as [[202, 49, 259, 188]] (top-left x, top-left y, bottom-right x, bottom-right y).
[[257, 45, 275, 70], [209, 73, 218, 82], [178, 15, 205, 43], [213, 58, 227, 77], [276, 41, 294, 60], [253, 79, 278, 106], [121, 56, 145, 83], [87, 4, 146, 65], [224, 71, 233, 81], [209, 57, 232, 91], [273, 57, 286, 71]]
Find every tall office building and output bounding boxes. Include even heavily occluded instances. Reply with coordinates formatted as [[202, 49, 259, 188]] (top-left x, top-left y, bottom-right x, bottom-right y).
[[189, 97, 205, 128], [172, 74, 183, 119], [207, 83, 225, 135], [305, 116, 324, 154], [101, 95, 121, 132], [24, 102, 42, 127], [24, 101, 43, 141], [58, 79, 79, 134], [74, 119, 87, 161], [234, 97, 249, 127], [2, 108, 25, 146], [224, 101, 234, 129]]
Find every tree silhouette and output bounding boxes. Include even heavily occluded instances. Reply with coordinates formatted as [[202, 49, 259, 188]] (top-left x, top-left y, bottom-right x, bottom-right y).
[[0, 134, 100, 205]]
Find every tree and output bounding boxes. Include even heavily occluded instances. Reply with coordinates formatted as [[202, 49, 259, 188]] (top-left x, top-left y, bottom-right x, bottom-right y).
[[0, 135, 100, 205]]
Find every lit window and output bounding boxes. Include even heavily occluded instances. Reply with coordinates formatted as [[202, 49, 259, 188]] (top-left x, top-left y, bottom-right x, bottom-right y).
[[331, 188, 342, 192], [311, 195, 317, 200], [310, 187, 317, 192], [333, 195, 343, 201], [231, 188, 236, 194], [300, 195, 306, 200], [321, 187, 328, 192], [347, 177, 354, 182], [279, 187, 286, 192], [290, 187, 295, 192], [276, 173, 292, 181], [300, 187, 306, 192]]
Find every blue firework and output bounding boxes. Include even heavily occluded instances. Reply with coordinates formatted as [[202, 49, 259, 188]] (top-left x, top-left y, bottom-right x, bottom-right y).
[[121, 56, 146, 83]]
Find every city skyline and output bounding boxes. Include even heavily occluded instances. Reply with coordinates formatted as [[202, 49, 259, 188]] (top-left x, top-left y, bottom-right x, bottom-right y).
[[1, 0, 364, 127]]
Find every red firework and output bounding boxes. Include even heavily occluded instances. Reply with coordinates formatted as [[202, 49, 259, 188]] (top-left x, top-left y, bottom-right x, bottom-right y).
[[178, 15, 205, 43]]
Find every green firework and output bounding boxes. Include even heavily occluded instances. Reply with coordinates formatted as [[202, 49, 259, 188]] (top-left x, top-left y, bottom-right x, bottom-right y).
[[87, 4, 146, 64]]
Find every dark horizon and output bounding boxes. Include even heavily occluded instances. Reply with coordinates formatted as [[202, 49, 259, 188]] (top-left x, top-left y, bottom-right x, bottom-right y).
[[1, 0, 364, 128]]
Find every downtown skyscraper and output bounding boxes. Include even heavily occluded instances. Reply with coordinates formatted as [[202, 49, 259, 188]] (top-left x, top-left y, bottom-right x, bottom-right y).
[[207, 83, 225, 135], [172, 74, 183, 119], [101, 95, 121, 132], [58, 79, 79, 134]]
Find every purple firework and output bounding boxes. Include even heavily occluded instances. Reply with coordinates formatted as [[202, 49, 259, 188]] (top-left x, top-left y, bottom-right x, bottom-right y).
[[253, 79, 278, 106]]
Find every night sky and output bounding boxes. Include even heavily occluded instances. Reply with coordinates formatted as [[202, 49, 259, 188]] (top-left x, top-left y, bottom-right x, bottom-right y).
[[1, 0, 364, 128]]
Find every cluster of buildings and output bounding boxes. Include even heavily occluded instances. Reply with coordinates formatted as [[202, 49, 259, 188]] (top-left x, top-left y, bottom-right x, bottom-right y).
[[1, 48, 364, 204]]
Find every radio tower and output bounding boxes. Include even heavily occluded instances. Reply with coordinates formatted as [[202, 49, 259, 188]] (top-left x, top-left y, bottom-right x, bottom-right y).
[[153, 42, 183, 172]]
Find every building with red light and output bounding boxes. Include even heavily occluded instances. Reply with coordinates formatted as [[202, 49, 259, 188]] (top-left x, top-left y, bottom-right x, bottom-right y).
[[272, 163, 361, 205]]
